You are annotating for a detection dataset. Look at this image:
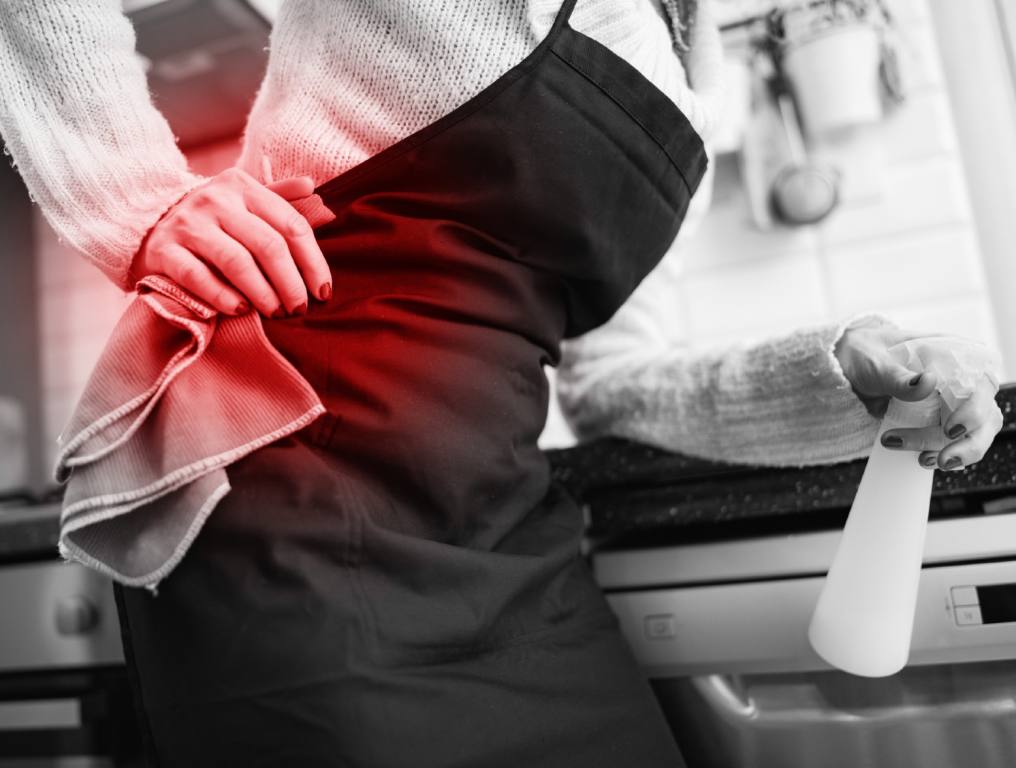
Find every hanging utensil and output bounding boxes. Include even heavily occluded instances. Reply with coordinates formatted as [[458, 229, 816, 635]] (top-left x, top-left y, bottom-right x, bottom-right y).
[[769, 89, 841, 226]]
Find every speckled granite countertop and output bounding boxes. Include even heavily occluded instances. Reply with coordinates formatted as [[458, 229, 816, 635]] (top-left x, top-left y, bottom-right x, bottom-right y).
[[4, 389, 1014, 562], [547, 385, 1016, 547]]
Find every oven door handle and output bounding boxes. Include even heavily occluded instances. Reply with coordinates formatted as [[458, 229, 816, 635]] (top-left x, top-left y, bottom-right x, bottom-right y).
[[691, 671, 1016, 725]]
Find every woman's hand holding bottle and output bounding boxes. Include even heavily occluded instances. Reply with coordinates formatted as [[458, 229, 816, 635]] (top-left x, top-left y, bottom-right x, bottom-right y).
[[128, 168, 332, 318], [834, 317, 1003, 471]]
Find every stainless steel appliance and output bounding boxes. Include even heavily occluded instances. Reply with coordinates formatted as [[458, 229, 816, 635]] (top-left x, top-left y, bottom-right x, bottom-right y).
[[552, 385, 1016, 768], [0, 502, 137, 767], [596, 516, 1016, 768]]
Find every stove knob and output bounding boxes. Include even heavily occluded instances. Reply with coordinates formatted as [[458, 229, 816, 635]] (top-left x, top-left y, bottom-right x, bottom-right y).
[[55, 595, 100, 635]]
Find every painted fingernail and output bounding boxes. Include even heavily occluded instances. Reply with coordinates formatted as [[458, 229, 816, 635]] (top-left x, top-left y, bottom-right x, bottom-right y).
[[234, 300, 250, 315], [920, 454, 937, 468], [909, 374, 922, 386], [319, 282, 332, 301], [292, 301, 307, 316], [882, 435, 904, 448], [944, 456, 962, 469], [947, 424, 966, 439], [271, 306, 286, 319]]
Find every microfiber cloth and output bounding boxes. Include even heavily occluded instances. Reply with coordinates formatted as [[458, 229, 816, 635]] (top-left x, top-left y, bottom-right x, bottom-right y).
[[53, 275, 325, 591]]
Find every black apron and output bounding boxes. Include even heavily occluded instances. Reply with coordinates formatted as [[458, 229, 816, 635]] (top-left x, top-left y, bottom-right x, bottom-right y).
[[114, 0, 707, 765]]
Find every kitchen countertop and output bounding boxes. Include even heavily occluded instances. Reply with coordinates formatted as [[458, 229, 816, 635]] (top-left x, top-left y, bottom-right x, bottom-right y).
[[3, 387, 1014, 562], [547, 384, 1016, 547], [0, 499, 62, 563]]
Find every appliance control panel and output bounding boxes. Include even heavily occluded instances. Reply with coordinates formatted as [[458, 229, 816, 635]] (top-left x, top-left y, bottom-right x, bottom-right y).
[[951, 582, 1016, 626], [603, 560, 1016, 676]]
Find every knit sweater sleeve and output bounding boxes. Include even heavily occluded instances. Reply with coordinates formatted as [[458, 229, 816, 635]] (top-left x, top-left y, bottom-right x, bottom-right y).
[[555, 173, 885, 468], [0, 0, 207, 291], [556, 311, 884, 467]]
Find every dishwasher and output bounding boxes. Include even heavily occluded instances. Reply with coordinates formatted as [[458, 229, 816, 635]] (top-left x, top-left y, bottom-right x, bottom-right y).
[[549, 384, 1016, 768]]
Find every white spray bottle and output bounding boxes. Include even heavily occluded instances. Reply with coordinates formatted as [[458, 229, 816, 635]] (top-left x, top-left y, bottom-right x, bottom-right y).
[[808, 336, 999, 678]]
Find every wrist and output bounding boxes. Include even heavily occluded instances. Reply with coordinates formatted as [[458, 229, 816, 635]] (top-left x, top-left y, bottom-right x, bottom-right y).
[[128, 176, 209, 291], [834, 323, 889, 418], [126, 232, 153, 291]]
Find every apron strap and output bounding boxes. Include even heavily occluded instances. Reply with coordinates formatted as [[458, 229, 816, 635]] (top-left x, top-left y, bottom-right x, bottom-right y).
[[544, 0, 581, 47]]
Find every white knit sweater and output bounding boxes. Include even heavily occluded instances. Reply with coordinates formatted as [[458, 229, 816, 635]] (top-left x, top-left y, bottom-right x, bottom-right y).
[[0, 0, 882, 467]]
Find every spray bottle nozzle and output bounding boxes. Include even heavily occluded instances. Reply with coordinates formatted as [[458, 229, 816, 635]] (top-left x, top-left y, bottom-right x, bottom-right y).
[[888, 336, 1001, 412]]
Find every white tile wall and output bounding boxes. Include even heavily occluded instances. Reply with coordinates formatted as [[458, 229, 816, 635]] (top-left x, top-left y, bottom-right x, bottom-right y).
[[681, 250, 829, 339], [816, 156, 974, 246], [655, 3, 999, 364], [882, 296, 1000, 346], [692, 3, 1000, 358], [823, 227, 984, 316]]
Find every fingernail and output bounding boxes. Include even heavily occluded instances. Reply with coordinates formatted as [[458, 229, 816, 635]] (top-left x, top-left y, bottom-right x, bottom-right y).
[[882, 435, 903, 448], [319, 282, 332, 301], [920, 455, 937, 468], [947, 424, 966, 439], [944, 456, 962, 469], [271, 306, 286, 319], [292, 301, 307, 316], [909, 374, 922, 386], [234, 300, 250, 315]]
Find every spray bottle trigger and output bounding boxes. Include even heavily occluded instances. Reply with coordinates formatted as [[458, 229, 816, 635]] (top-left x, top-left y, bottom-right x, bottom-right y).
[[887, 337, 997, 412]]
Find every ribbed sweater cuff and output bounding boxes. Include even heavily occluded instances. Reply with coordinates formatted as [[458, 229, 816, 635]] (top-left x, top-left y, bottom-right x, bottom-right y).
[[711, 314, 887, 467]]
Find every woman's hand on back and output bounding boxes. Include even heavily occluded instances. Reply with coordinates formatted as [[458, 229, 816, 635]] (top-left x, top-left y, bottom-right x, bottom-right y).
[[834, 318, 1003, 471], [129, 168, 332, 318]]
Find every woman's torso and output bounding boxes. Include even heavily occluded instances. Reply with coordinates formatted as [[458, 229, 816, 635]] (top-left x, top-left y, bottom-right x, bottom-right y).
[[256, 0, 708, 550]]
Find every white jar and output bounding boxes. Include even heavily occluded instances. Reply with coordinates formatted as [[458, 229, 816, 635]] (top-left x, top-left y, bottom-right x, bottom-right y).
[[782, 23, 883, 137]]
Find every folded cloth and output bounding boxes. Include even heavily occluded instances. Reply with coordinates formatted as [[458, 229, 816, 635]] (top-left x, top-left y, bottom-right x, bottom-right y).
[[54, 275, 325, 592]]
